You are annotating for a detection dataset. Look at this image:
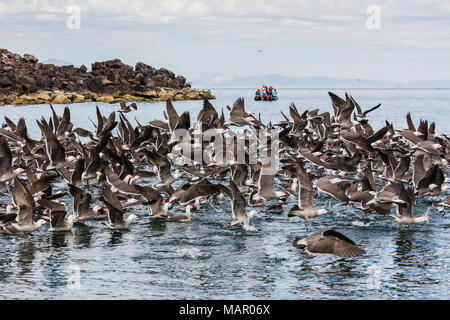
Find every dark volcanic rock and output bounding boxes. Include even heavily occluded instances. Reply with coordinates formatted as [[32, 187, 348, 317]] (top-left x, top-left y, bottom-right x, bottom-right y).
[[0, 48, 213, 105], [0, 76, 12, 88]]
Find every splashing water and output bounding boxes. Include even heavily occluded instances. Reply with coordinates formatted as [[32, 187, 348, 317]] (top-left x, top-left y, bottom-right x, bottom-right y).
[[351, 220, 372, 227], [0, 88, 449, 299], [242, 221, 258, 232]]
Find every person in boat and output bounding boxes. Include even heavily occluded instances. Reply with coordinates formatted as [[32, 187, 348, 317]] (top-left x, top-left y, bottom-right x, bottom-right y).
[[271, 88, 278, 99], [267, 86, 273, 100], [262, 85, 269, 100], [255, 89, 262, 100]]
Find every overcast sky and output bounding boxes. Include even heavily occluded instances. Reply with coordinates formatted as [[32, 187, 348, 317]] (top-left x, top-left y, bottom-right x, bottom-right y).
[[1, 0, 449, 82]]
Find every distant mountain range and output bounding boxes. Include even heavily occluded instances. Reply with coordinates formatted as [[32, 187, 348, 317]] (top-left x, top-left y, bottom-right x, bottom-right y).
[[39, 60, 450, 88], [189, 73, 450, 89], [41, 58, 75, 67]]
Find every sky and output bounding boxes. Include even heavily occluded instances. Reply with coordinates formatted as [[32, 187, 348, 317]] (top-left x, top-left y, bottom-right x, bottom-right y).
[[0, 0, 450, 82]]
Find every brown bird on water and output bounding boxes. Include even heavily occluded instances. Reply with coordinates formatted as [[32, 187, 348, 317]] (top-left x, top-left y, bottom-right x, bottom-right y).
[[293, 228, 365, 257]]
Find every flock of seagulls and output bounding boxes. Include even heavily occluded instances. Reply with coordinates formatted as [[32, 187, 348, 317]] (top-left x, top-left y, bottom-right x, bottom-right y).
[[0, 92, 448, 258]]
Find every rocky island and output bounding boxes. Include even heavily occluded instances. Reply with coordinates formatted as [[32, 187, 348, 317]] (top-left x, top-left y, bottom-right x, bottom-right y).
[[0, 49, 214, 106]]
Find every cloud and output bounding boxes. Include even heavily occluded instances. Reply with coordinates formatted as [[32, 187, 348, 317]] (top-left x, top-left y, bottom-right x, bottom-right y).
[[0, 0, 449, 82], [0, 0, 446, 28], [34, 13, 61, 21], [280, 18, 318, 27], [403, 39, 450, 49]]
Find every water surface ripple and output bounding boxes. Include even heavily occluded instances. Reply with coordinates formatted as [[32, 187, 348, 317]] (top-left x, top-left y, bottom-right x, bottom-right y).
[[0, 88, 448, 299]]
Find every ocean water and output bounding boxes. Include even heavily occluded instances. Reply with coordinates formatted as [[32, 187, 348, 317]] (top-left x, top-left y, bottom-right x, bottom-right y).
[[0, 88, 449, 299]]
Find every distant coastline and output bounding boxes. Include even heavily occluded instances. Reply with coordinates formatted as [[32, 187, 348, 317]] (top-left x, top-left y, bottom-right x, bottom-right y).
[[0, 49, 214, 106], [189, 73, 450, 90], [200, 87, 450, 90]]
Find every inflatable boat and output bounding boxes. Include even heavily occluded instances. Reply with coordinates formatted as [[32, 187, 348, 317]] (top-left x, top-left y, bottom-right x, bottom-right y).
[[254, 95, 278, 101]]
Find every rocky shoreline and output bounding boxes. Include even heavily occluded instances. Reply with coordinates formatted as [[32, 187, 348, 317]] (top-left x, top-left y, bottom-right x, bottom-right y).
[[0, 49, 214, 106]]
